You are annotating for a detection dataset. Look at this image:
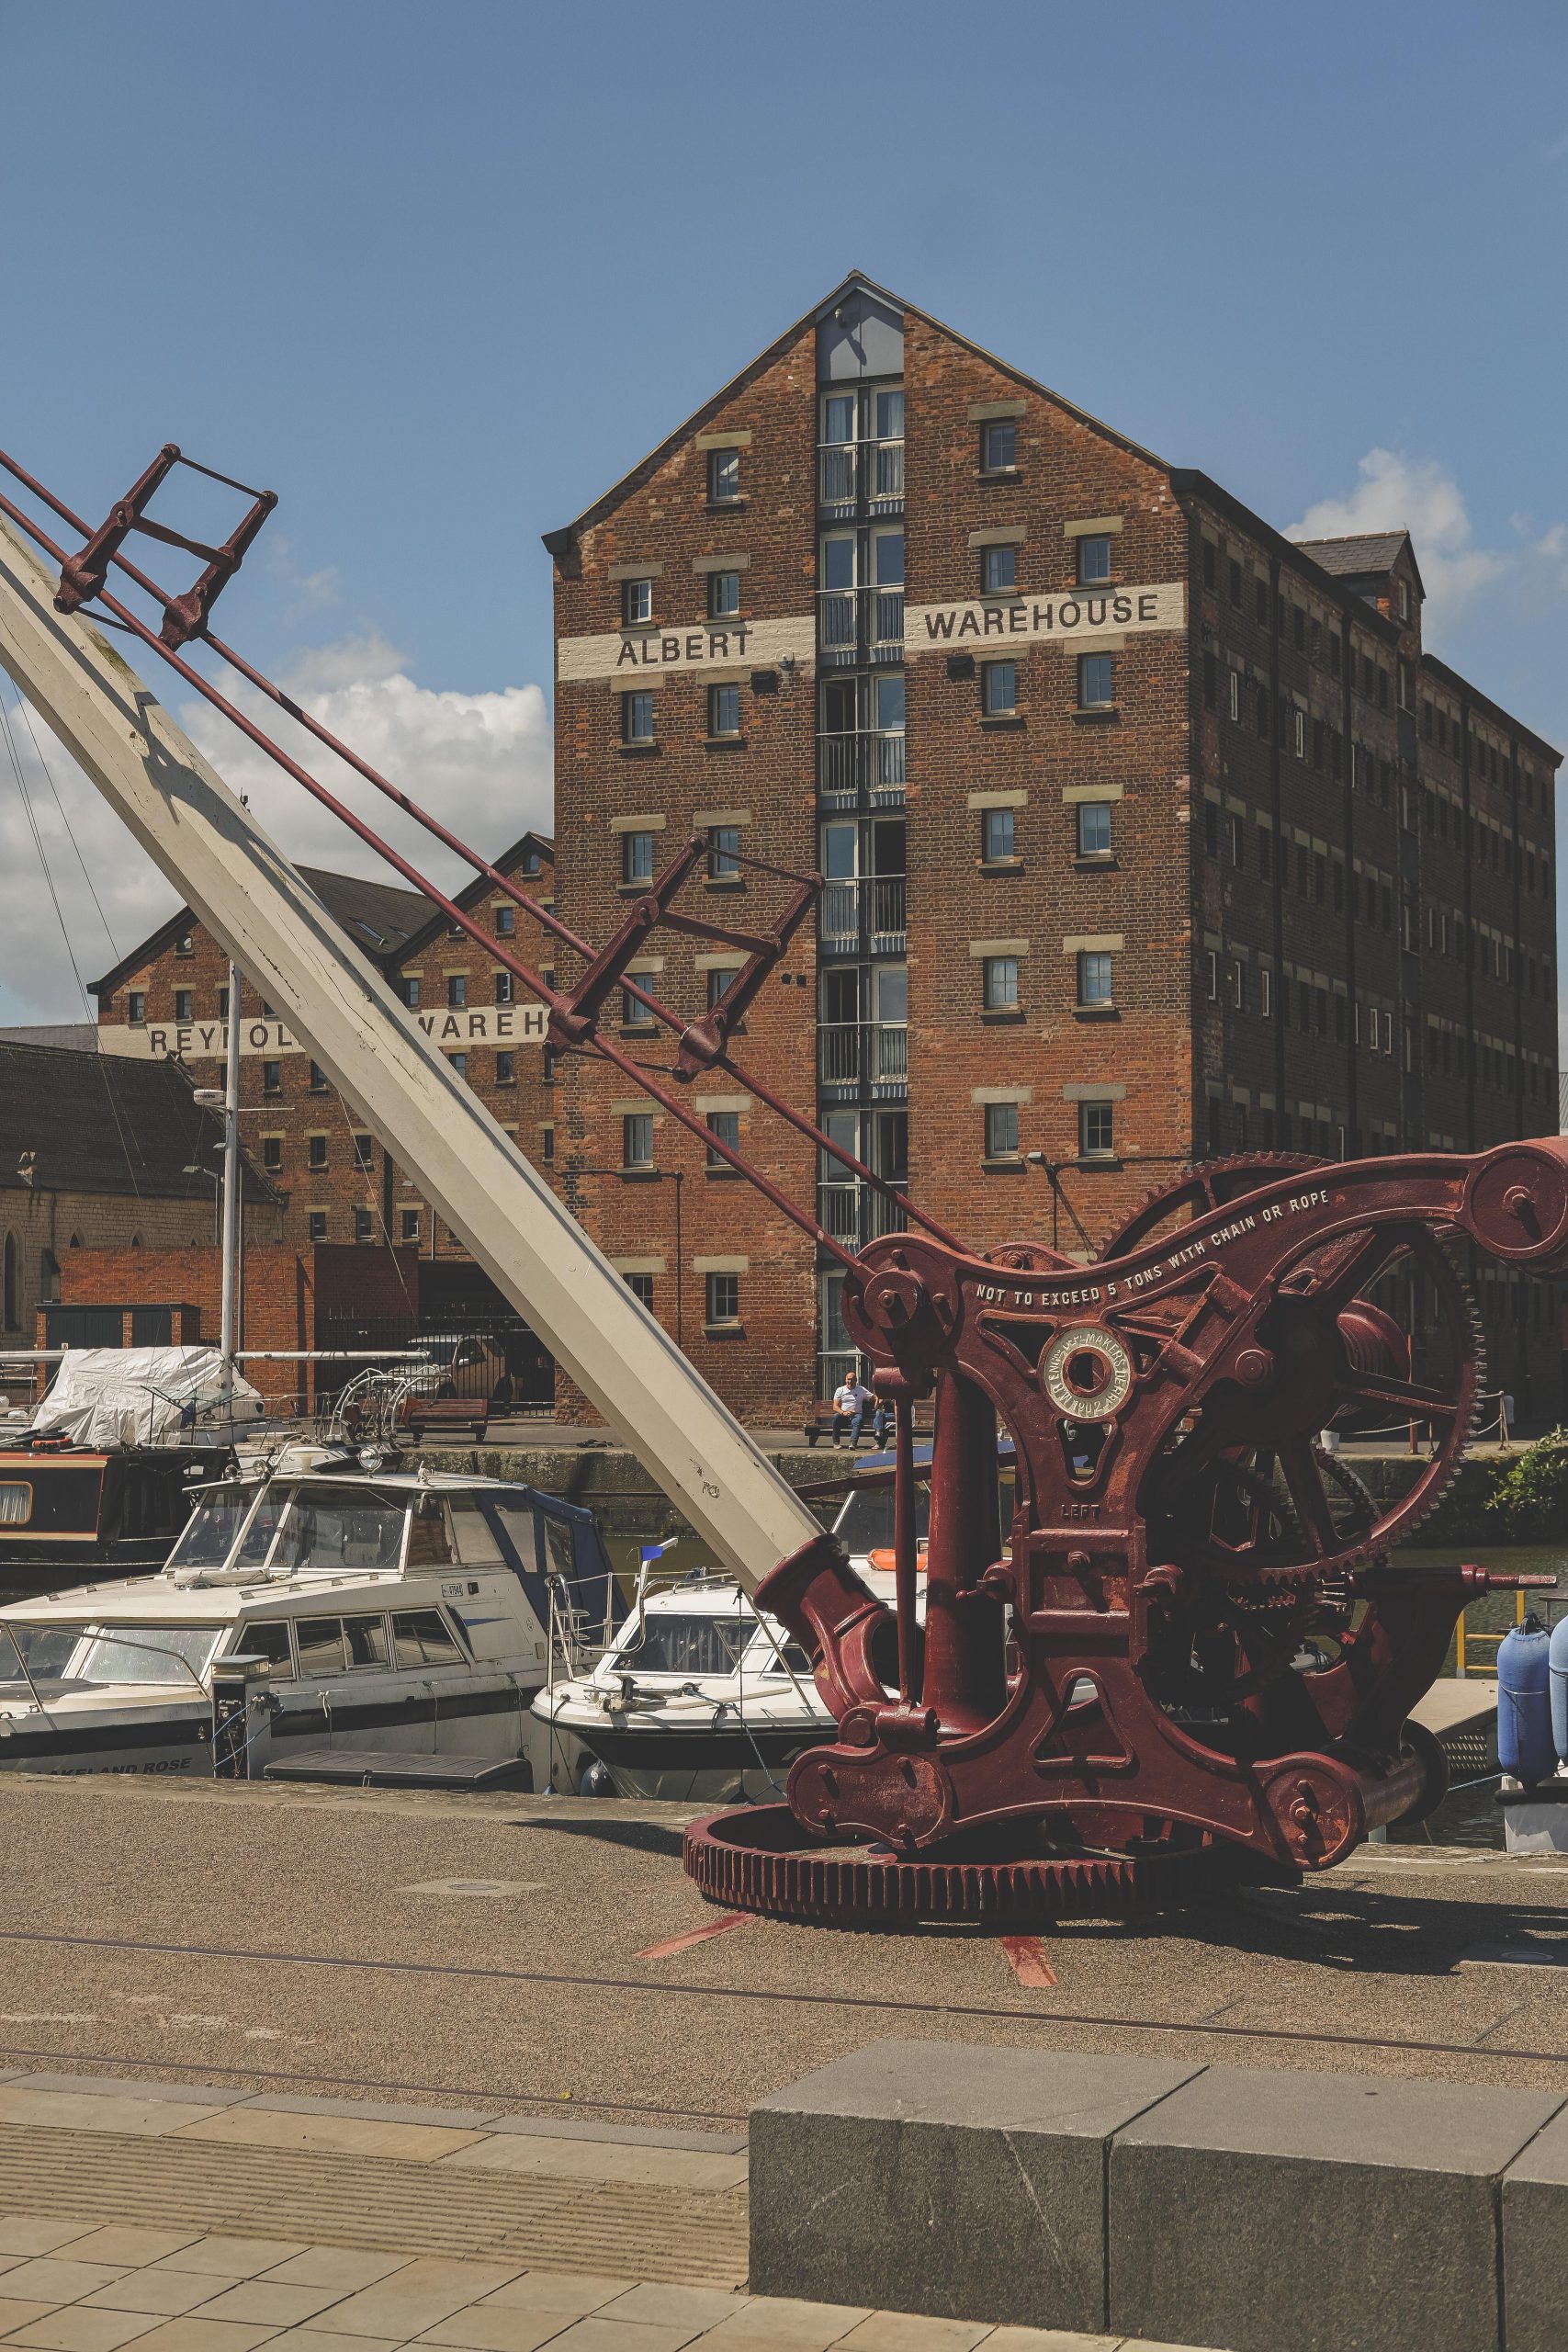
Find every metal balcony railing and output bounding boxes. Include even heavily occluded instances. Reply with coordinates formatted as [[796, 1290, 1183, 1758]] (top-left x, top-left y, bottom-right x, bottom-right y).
[[818, 876, 907, 951], [818, 1180, 909, 1248], [818, 1021, 908, 1089], [817, 587, 905, 662], [816, 729, 907, 797], [818, 436, 905, 509]]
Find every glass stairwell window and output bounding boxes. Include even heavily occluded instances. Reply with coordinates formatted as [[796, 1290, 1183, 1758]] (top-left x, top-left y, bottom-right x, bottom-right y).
[[819, 392, 857, 505], [872, 529, 904, 655]]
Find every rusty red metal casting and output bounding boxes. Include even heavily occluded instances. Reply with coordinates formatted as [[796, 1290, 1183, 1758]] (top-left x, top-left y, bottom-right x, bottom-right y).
[[5, 443, 1563, 1928]]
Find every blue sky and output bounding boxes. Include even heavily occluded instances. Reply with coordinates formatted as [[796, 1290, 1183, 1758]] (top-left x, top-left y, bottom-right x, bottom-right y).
[[1, 0, 1565, 1023]]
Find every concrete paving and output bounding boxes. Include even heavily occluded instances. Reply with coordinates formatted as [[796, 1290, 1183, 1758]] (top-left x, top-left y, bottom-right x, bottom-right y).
[[0, 1775, 1565, 2122], [0, 2204, 1222, 2352]]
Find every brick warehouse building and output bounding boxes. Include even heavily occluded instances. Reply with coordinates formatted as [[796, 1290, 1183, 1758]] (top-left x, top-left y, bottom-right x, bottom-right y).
[[89, 834, 556, 1323], [545, 272, 1562, 1425]]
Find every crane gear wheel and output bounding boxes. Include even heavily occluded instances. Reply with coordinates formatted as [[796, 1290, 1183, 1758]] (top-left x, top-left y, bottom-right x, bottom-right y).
[[682, 1806, 1286, 1927], [1098, 1155, 1325, 1261]]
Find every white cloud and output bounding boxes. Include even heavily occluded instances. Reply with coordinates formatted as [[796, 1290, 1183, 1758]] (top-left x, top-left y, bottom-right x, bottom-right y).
[[0, 634, 552, 1024], [1286, 447, 1506, 629]]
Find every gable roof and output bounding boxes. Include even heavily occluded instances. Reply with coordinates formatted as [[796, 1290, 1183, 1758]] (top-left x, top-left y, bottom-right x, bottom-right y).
[[395, 831, 557, 964], [543, 272, 1172, 549], [93, 864, 438, 1001], [1294, 531, 1425, 600], [0, 1042, 276, 1203]]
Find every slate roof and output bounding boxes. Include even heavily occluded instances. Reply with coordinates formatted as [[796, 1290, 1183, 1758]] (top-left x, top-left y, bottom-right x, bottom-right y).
[[0, 1042, 276, 1202], [1293, 532, 1412, 579], [298, 866, 430, 960]]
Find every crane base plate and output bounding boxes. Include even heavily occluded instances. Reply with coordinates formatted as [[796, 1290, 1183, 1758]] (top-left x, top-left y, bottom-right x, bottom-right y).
[[682, 1805, 1281, 1928]]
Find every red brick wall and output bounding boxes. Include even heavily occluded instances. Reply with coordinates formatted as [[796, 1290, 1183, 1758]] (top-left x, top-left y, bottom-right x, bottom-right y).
[[53, 1243, 420, 1411]]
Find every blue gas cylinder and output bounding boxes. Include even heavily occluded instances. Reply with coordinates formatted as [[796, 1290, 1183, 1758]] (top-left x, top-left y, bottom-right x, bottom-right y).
[[1498, 1616, 1554, 1785], [1549, 1616, 1568, 1769]]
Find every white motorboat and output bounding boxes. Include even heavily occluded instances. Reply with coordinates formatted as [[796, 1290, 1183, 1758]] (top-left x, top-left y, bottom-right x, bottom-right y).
[[533, 1476, 924, 1804], [0, 1442, 620, 1787]]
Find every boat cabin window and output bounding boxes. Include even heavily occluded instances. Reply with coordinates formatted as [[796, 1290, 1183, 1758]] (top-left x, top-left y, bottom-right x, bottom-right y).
[[167, 1487, 254, 1571], [294, 1617, 346, 1678], [490, 1500, 540, 1574], [0, 1623, 77, 1679], [74, 1624, 220, 1687], [391, 1609, 464, 1668], [542, 1517, 577, 1580], [619, 1613, 752, 1677], [447, 1498, 504, 1566], [344, 1613, 389, 1668], [406, 1498, 453, 1568], [832, 1482, 931, 1556], [0, 1483, 32, 1527], [233, 1489, 291, 1569], [274, 1487, 406, 1573], [237, 1619, 294, 1678]]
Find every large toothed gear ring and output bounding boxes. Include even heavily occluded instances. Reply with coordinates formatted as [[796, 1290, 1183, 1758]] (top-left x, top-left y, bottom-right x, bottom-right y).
[[682, 1806, 1284, 1927]]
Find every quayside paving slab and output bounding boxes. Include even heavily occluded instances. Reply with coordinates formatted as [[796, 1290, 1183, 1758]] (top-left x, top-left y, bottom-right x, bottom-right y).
[[1111, 2060, 1562, 2352], [751, 2038, 1203, 2334], [1499, 2097, 1568, 2352]]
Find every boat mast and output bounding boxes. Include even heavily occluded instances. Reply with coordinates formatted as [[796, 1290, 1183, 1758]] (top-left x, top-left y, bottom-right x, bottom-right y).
[[219, 956, 242, 1410]]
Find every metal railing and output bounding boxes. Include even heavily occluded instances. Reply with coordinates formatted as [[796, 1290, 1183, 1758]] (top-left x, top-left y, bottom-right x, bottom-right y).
[[817, 1180, 909, 1247], [818, 437, 905, 508], [818, 1020, 908, 1088], [818, 876, 907, 950], [817, 587, 904, 661], [816, 729, 906, 797]]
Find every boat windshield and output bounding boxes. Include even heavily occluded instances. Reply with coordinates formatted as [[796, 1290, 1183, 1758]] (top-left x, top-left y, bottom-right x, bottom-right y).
[[267, 1486, 407, 1573], [832, 1482, 930, 1556], [167, 1487, 254, 1572], [614, 1611, 754, 1678], [73, 1624, 222, 1687], [0, 1623, 81, 1680]]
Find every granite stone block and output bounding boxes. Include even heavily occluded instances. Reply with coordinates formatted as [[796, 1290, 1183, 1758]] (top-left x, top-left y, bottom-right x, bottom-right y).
[[1500, 2097, 1568, 2352], [1110, 2062, 1562, 2352], [750, 2038, 1203, 2333]]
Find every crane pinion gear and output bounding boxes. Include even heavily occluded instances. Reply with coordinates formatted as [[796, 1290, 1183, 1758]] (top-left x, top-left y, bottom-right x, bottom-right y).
[[1, 439, 1562, 1928]]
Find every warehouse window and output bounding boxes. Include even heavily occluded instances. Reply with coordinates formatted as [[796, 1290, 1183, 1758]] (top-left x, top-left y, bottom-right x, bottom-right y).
[[982, 808, 1016, 863], [982, 544, 1016, 594], [1077, 653, 1114, 709], [984, 1102, 1019, 1160], [705, 1272, 740, 1327], [174, 989, 193, 1023], [983, 955, 1020, 1012], [1077, 951, 1113, 1007], [496, 903, 515, 935], [353, 1134, 374, 1170], [353, 1208, 373, 1244], [708, 825, 741, 878], [308, 1211, 327, 1242], [622, 692, 655, 746], [1079, 1102, 1115, 1159], [1077, 535, 1111, 584], [262, 1136, 283, 1173], [401, 975, 421, 1008], [622, 1114, 654, 1170], [446, 974, 467, 1009], [625, 1271, 654, 1309], [982, 660, 1017, 716], [708, 683, 741, 738], [980, 418, 1016, 472], [308, 1136, 328, 1170], [1077, 803, 1111, 857], [622, 577, 653, 626], [708, 570, 741, 619], [496, 1051, 514, 1085], [708, 447, 741, 503], [621, 830, 656, 886], [127, 990, 146, 1024], [263, 1059, 282, 1096], [309, 1061, 328, 1092], [706, 1111, 740, 1166], [400, 1210, 421, 1243]]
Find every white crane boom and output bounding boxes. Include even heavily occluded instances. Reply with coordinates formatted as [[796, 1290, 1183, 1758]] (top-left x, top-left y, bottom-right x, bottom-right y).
[[0, 513, 822, 1589]]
